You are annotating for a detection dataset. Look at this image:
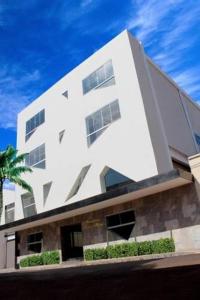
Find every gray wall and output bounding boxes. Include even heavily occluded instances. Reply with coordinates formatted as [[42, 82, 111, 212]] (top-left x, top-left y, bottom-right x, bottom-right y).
[[148, 61, 197, 156]]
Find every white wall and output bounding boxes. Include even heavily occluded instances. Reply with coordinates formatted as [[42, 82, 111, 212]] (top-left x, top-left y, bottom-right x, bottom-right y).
[[8, 30, 200, 223], [14, 30, 161, 220]]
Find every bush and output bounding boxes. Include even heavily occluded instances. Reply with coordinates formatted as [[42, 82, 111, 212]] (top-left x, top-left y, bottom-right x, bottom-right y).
[[19, 257, 29, 268], [84, 238, 175, 261], [151, 238, 175, 254], [41, 251, 60, 265], [84, 247, 107, 260], [28, 255, 43, 266], [137, 241, 152, 256], [19, 250, 60, 268]]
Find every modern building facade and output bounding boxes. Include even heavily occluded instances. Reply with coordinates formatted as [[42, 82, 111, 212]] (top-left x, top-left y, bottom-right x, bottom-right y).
[[1, 30, 200, 268]]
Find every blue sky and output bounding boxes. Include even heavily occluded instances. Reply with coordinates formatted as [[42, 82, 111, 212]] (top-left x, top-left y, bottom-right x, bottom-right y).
[[0, 0, 200, 150]]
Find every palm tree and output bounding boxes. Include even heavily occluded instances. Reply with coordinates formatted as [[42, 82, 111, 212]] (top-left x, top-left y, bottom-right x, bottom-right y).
[[0, 145, 32, 222]]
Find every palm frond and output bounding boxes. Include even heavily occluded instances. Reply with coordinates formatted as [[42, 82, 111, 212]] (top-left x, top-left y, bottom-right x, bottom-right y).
[[10, 177, 33, 193], [7, 166, 32, 178], [9, 153, 28, 168]]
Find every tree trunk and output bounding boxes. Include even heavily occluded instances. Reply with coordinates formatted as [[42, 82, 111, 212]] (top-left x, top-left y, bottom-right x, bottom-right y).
[[0, 180, 3, 224]]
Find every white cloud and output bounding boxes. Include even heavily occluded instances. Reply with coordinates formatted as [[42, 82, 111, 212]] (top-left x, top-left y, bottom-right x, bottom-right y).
[[172, 68, 200, 97], [0, 66, 41, 129], [127, 0, 184, 44]]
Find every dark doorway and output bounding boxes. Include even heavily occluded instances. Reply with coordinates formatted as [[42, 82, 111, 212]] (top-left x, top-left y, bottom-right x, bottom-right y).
[[60, 224, 83, 261]]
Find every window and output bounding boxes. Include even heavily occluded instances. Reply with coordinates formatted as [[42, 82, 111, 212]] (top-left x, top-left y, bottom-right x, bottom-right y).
[[26, 109, 45, 141], [62, 90, 68, 98], [86, 100, 121, 146], [106, 210, 135, 240], [27, 232, 43, 253], [21, 193, 37, 218], [195, 133, 200, 151], [82, 60, 115, 94], [67, 165, 91, 200], [59, 130, 65, 143], [104, 168, 132, 191], [25, 144, 46, 169], [5, 203, 15, 223]]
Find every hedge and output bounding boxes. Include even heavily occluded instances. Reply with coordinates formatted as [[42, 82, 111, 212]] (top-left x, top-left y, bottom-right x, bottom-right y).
[[19, 250, 60, 268], [84, 238, 175, 261]]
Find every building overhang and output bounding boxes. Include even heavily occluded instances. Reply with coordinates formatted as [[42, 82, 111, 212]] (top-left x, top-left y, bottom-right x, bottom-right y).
[[0, 169, 193, 233]]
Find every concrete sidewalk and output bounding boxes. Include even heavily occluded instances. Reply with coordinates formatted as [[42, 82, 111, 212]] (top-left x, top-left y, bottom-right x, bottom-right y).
[[1, 251, 200, 274]]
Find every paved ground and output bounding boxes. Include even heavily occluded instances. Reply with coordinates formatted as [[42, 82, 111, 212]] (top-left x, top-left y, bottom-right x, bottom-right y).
[[1, 254, 200, 299]]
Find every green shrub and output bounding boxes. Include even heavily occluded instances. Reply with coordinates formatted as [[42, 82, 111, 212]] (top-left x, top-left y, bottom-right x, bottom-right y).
[[28, 255, 43, 266], [20, 250, 61, 268], [84, 247, 107, 260], [84, 238, 175, 261], [84, 249, 94, 261], [151, 238, 175, 254], [41, 251, 60, 265], [19, 257, 29, 268], [137, 241, 152, 256]]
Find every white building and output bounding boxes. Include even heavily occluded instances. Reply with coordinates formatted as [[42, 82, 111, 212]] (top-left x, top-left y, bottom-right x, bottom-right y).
[[1, 30, 200, 269]]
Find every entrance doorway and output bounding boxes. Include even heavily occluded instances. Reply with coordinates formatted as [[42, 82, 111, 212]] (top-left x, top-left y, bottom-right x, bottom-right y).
[[60, 224, 83, 261]]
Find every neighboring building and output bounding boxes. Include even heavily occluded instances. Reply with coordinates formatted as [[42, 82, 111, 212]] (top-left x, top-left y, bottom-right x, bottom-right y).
[[1, 30, 200, 269]]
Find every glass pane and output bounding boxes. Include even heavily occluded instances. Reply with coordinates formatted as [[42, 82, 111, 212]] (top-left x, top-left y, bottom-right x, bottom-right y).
[[105, 60, 114, 78], [110, 100, 120, 121], [35, 113, 40, 127], [96, 66, 106, 85], [120, 211, 135, 224], [40, 110, 45, 124], [24, 204, 37, 218], [22, 195, 34, 207], [93, 111, 102, 131], [107, 214, 120, 227], [34, 160, 46, 169], [28, 243, 42, 253], [5, 210, 14, 223], [102, 105, 111, 126], [105, 168, 130, 188], [86, 117, 94, 135], [26, 120, 31, 134], [82, 78, 91, 94]]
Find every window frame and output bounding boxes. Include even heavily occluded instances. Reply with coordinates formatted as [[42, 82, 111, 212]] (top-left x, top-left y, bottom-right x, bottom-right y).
[[25, 109, 45, 141], [5, 203, 15, 224], [21, 193, 37, 218], [25, 143, 46, 169], [82, 60, 115, 95], [27, 232, 43, 253], [86, 99, 121, 146], [106, 209, 135, 230]]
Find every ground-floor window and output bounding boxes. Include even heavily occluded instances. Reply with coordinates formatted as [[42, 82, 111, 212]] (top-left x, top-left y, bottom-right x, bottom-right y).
[[27, 232, 43, 253], [106, 210, 135, 240]]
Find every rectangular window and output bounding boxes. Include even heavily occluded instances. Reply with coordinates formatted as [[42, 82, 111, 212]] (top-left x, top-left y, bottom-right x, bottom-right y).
[[86, 99, 121, 145], [82, 60, 115, 94], [25, 144, 46, 169], [21, 193, 37, 218], [27, 232, 43, 253], [5, 203, 15, 224], [26, 109, 45, 141]]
